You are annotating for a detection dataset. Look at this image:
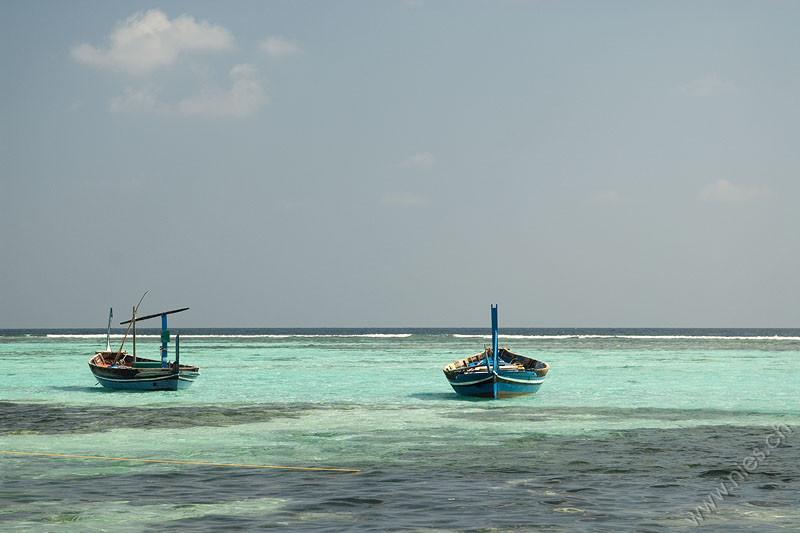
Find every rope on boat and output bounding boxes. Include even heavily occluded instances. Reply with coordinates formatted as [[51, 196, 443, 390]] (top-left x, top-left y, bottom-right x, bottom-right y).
[[0, 450, 360, 473]]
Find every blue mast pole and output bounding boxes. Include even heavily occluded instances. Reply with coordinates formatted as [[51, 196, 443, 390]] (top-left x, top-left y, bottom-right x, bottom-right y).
[[491, 304, 499, 399]]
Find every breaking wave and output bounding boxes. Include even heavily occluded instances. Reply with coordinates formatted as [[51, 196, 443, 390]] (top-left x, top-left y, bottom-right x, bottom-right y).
[[46, 333, 413, 339], [451, 334, 800, 341]]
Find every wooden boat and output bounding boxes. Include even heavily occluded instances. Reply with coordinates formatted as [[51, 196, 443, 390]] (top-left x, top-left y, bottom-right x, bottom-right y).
[[88, 297, 199, 391], [443, 305, 548, 398], [89, 350, 199, 391]]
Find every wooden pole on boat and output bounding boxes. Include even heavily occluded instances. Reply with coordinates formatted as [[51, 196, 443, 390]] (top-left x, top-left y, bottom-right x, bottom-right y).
[[132, 305, 137, 363], [114, 291, 148, 364], [114, 319, 134, 364], [120, 308, 190, 324], [491, 304, 499, 399]]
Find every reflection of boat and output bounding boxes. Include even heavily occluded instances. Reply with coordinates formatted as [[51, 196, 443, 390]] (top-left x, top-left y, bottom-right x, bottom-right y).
[[88, 296, 199, 391], [443, 305, 548, 399]]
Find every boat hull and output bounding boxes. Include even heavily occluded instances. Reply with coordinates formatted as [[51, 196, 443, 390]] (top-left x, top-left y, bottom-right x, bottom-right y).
[[89, 352, 199, 391], [90, 367, 199, 391], [446, 370, 545, 398], [443, 348, 548, 399]]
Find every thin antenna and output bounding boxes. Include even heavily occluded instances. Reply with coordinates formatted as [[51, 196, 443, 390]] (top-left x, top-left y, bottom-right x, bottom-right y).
[[105, 308, 113, 352]]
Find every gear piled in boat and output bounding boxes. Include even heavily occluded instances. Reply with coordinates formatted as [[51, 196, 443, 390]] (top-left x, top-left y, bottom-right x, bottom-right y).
[[443, 305, 548, 398]]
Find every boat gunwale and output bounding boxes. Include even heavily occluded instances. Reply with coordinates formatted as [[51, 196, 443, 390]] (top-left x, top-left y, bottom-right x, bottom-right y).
[[89, 351, 199, 373], [443, 348, 548, 378]]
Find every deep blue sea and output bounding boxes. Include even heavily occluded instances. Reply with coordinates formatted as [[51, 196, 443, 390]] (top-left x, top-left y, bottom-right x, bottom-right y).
[[1, 328, 798, 531]]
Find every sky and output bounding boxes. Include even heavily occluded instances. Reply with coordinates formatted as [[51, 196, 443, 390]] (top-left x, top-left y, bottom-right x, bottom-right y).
[[2, 1, 799, 328]]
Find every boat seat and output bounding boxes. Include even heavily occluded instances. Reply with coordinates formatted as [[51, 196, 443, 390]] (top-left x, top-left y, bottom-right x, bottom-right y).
[[132, 361, 163, 368]]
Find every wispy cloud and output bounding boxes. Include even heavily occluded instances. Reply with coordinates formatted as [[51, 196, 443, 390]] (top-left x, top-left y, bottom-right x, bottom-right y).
[[71, 9, 233, 75], [176, 64, 266, 118], [110, 64, 266, 119], [700, 179, 770, 204], [110, 83, 169, 114], [678, 75, 738, 97], [400, 152, 437, 169], [259, 36, 301, 59], [381, 192, 431, 208]]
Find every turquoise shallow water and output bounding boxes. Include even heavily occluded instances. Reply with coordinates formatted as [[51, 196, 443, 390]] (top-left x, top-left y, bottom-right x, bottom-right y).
[[1, 329, 799, 531]]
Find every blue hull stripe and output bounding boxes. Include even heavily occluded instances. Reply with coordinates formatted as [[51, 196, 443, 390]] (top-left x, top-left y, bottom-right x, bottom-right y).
[[93, 375, 196, 391], [446, 370, 546, 398]]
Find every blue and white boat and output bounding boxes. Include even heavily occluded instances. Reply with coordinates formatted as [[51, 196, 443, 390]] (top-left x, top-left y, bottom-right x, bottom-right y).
[[89, 297, 199, 391], [443, 305, 548, 398]]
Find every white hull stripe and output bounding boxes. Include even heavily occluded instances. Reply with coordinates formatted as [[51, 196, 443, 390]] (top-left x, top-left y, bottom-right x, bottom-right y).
[[450, 376, 494, 386], [498, 377, 545, 385], [449, 376, 544, 387]]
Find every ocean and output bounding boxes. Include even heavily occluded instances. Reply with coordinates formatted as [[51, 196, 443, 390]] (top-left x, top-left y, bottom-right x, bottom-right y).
[[1, 328, 798, 531]]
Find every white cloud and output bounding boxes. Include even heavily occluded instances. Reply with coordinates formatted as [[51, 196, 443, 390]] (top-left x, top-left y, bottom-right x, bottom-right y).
[[678, 75, 738, 97], [700, 179, 769, 203], [381, 192, 431, 208], [71, 9, 233, 75], [110, 65, 266, 119], [400, 152, 437, 169], [259, 36, 300, 59], [110, 83, 169, 114], [176, 64, 266, 118]]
